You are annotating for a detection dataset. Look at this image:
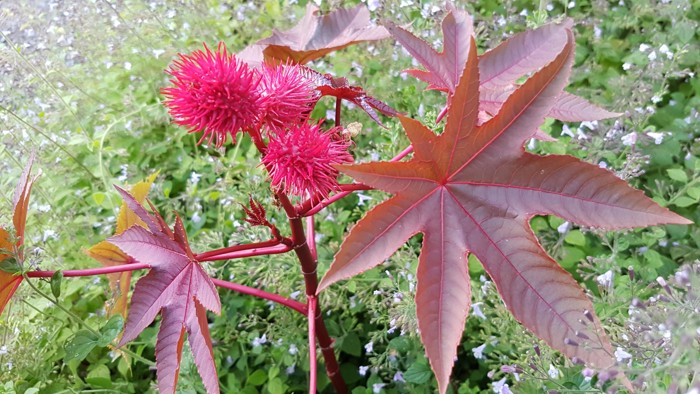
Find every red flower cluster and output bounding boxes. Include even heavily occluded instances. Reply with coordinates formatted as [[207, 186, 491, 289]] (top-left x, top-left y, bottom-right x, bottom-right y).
[[262, 122, 353, 198], [258, 63, 318, 131]]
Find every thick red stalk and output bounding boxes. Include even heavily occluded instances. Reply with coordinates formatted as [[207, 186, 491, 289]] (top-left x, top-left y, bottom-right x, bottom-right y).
[[275, 192, 347, 393], [26, 262, 151, 278], [308, 295, 318, 394], [211, 278, 307, 314]]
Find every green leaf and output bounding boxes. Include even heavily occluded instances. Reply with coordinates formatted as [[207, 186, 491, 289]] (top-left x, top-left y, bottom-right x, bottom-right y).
[[404, 362, 433, 384], [0, 258, 21, 274], [675, 21, 696, 44], [247, 369, 267, 386], [86, 364, 113, 388], [340, 331, 362, 357], [97, 315, 124, 346], [50, 271, 63, 299], [64, 330, 100, 362], [91, 192, 106, 206], [673, 196, 697, 208], [666, 168, 688, 183], [564, 230, 586, 246], [687, 187, 700, 200]]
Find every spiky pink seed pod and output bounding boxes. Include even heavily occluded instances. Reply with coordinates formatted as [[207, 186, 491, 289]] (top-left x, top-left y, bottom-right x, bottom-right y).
[[258, 63, 318, 131], [262, 121, 353, 198], [162, 42, 266, 147]]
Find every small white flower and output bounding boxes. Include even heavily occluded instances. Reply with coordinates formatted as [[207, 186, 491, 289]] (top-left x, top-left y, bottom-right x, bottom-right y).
[[622, 62, 632, 70], [190, 171, 202, 184], [646, 131, 665, 144], [621, 132, 637, 146], [596, 270, 614, 288], [472, 343, 487, 359], [546, 3, 554, 11], [548, 364, 560, 379], [367, 0, 381, 11], [648, 51, 657, 61], [519, 9, 529, 16], [614, 347, 632, 362], [557, 221, 571, 234], [288, 344, 298, 355], [651, 95, 663, 104], [191, 211, 202, 224], [598, 161, 608, 169], [0, 346, 7, 355], [659, 44, 670, 54], [393, 371, 405, 382], [492, 378, 513, 394], [357, 193, 372, 206], [152, 49, 165, 58], [252, 333, 267, 347], [472, 302, 487, 320], [326, 109, 336, 121], [372, 383, 386, 393], [561, 124, 574, 138], [359, 365, 369, 376], [567, 1, 575, 8], [124, 62, 132, 71], [286, 365, 295, 375], [639, 43, 650, 52], [364, 341, 374, 354]]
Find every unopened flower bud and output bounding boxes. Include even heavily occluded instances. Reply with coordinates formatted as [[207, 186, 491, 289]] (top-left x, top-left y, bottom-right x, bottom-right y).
[[564, 338, 579, 347], [576, 331, 590, 340]]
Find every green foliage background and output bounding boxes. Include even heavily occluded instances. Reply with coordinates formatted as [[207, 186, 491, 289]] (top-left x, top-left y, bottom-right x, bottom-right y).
[[0, 0, 698, 393]]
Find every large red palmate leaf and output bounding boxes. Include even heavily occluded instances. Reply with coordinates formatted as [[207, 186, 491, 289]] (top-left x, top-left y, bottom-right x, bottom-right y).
[[317, 27, 691, 393], [0, 155, 39, 316], [108, 187, 221, 394], [255, 3, 388, 65], [385, 3, 620, 124]]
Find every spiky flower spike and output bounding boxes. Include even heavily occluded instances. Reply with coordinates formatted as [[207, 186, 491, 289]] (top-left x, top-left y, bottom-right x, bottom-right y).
[[258, 63, 318, 131], [162, 42, 266, 147], [262, 122, 353, 198]]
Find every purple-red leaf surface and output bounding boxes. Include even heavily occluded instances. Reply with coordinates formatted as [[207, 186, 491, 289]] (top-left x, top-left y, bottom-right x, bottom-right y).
[[318, 26, 690, 393], [256, 3, 388, 65], [108, 188, 221, 394], [386, 4, 620, 123]]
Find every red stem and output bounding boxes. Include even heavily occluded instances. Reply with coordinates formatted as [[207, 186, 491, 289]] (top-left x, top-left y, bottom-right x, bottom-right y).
[[197, 243, 291, 262], [195, 238, 284, 260], [308, 296, 318, 394], [334, 97, 341, 127], [26, 262, 151, 278], [211, 278, 306, 315], [275, 192, 346, 393], [306, 215, 317, 261]]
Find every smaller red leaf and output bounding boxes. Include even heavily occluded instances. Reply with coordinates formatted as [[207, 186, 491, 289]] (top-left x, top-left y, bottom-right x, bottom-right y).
[[108, 192, 221, 394], [301, 67, 401, 126]]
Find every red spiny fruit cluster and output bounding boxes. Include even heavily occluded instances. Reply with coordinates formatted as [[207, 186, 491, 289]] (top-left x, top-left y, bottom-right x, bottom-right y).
[[163, 42, 354, 198], [262, 122, 353, 198]]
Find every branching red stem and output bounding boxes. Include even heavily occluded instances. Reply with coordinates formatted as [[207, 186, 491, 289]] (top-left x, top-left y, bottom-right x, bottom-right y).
[[196, 243, 291, 262], [211, 278, 306, 314], [195, 238, 286, 260]]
